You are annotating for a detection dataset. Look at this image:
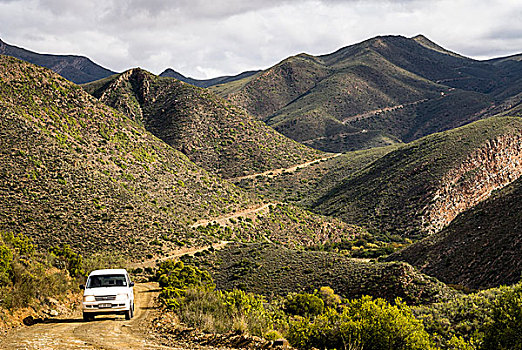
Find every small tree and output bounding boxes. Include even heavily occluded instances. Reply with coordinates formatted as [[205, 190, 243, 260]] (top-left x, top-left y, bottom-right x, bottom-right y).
[[481, 284, 522, 350], [50, 244, 84, 277], [285, 292, 325, 317], [156, 260, 214, 309]]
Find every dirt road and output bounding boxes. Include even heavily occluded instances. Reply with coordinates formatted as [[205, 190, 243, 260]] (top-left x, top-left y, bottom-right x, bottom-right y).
[[0, 283, 171, 350], [229, 153, 342, 182], [190, 203, 274, 228]]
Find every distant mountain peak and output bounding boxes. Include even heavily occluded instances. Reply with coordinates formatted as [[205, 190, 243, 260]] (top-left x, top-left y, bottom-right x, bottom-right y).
[[0, 38, 116, 83], [159, 68, 188, 80], [411, 34, 463, 58], [160, 67, 260, 88]]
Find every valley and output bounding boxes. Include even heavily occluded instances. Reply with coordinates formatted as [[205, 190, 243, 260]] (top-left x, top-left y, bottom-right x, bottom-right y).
[[0, 31, 521, 350]]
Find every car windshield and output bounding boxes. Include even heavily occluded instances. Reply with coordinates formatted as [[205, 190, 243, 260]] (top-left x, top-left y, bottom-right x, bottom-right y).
[[86, 274, 127, 288]]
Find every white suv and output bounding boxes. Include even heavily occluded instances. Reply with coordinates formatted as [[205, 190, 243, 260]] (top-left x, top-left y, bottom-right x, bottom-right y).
[[81, 269, 135, 321]]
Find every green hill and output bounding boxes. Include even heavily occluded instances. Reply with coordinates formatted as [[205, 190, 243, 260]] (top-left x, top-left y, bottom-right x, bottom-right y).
[[191, 243, 456, 305], [0, 55, 367, 262], [312, 117, 522, 240], [0, 55, 260, 258], [389, 176, 522, 290], [212, 35, 522, 153], [83, 68, 322, 179]]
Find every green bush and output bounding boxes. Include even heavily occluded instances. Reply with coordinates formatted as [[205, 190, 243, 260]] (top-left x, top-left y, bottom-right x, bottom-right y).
[[50, 244, 84, 277], [0, 245, 13, 286], [287, 296, 436, 350], [156, 260, 214, 309], [0, 232, 74, 309], [285, 292, 324, 317], [481, 284, 522, 350], [316, 286, 341, 309], [177, 287, 272, 336]]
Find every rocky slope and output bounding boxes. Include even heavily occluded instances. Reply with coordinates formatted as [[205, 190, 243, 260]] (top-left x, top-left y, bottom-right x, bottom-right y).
[[212, 35, 522, 153], [0, 55, 258, 258], [312, 117, 522, 240], [83, 69, 322, 179], [389, 176, 522, 289], [0, 38, 116, 84]]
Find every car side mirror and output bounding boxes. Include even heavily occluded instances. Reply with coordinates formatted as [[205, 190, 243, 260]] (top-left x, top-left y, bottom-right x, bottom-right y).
[[130, 282, 135, 287], [79, 284, 85, 290]]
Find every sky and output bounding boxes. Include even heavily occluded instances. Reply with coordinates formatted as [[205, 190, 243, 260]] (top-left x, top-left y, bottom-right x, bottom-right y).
[[0, 0, 521, 79]]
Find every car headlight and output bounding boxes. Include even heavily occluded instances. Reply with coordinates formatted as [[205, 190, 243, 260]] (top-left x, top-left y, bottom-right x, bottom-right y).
[[116, 293, 128, 301], [83, 295, 96, 302]]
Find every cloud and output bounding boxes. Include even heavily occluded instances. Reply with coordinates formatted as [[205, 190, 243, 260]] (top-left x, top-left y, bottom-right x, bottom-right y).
[[0, 0, 520, 78]]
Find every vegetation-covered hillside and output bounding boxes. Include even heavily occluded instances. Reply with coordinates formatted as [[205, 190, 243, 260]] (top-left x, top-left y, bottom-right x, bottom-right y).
[[190, 243, 456, 305], [313, 117, 522, 240], [0, 55, 259, 258], [235, 145, 398, 205], [83, 68, 322, 178], [212, 35, 522, 153], [390, 176, 522, 290]]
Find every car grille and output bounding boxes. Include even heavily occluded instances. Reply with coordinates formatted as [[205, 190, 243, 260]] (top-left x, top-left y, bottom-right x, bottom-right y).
[[95, 295, 116, 301]]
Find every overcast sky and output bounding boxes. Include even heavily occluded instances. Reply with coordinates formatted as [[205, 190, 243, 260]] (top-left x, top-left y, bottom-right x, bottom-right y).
[[1, 0, 521, 78]]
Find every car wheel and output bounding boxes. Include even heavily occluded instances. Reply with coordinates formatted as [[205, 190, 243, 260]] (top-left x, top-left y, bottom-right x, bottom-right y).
[[125, 307, 132, 320], [83, 312, 93, 322]]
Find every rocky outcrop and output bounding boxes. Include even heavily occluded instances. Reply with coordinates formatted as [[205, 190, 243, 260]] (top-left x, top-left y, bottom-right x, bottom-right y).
[[422, 134, 522, 234]]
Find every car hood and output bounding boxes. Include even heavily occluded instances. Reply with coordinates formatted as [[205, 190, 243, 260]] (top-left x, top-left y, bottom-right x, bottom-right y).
[[83, 286, 131, 296]]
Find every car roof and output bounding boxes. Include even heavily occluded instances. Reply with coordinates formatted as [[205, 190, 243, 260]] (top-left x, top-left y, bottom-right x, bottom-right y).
[[88, 269, 128, 276]]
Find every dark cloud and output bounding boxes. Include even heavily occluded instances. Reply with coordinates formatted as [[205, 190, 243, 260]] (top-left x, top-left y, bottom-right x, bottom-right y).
[[0, 0, 520, 78]]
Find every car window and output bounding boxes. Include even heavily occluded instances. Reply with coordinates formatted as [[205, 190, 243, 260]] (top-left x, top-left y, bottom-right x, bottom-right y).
[[86, 274, 127, 288]]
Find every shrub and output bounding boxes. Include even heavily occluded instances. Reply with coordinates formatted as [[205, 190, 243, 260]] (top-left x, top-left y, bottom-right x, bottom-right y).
[[50, 244, 85, 277], [177, 287, 272, 336], [285, 292, 324, 317], [481, 284, 522, 350], [156, 260, 214, 309], [287, 296, 436, 350], [315, 286, 341, 309], [0, 232, 74, 309], [0, 245, 13, 286]]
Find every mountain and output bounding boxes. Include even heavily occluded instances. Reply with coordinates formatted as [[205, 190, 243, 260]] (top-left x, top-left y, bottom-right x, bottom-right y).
[[0, 38, 116, 84], [389, 176, 522, 290], [211, 35, 522, 153], [160, 68, 259, 88], [0, 55, 259, 258], [83, 68, 322, 179], [0, 55, 359, 262], [312, 117, 522, 240]]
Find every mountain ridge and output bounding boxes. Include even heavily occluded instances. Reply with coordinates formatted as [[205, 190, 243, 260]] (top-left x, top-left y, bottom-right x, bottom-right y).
[[212, 34, 522, 153], [83, 68, 322, 179], [160, 68, 260, 88], [0, 38, 116, 84], [312, 117, 522, 239]]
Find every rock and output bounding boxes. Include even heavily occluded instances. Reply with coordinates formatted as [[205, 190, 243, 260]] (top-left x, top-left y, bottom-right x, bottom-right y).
[[46, 297, 59, 306], [47, 309, 59, 317]]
